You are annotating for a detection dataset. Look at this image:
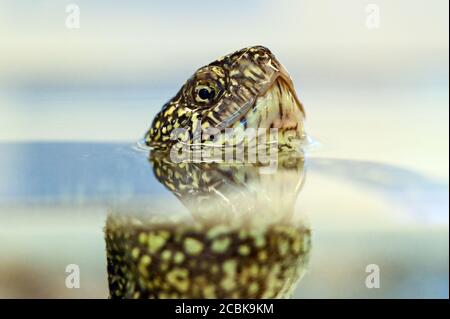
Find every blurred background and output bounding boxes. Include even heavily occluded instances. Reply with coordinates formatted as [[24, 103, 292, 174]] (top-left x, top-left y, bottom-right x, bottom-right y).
[[0, 0, 448, 298], [1, 0, 448, 177]]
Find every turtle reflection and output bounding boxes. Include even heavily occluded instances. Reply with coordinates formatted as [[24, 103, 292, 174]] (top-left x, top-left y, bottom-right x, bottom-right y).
[[105, 153, 311, 299]]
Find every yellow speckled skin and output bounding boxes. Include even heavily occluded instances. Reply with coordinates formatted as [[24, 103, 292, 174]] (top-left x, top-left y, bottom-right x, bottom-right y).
[[106, 214, 310, 299], [105, 154, 311, 299], [144, 46, 306, 151]]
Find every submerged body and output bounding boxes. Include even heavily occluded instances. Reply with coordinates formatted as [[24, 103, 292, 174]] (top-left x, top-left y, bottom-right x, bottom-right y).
[[106, 153, 310, 299]]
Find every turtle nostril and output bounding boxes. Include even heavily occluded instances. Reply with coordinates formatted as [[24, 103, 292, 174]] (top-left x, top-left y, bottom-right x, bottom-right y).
[[250, 45, 272, 55]]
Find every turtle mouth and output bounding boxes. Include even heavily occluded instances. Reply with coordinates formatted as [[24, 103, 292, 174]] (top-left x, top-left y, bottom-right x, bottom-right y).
[[230, 73, 306, 145]]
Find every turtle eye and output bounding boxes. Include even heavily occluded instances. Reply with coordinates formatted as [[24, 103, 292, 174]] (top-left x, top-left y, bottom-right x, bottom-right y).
[[199, 87, 215, 100], [194, 83, 218, 104]]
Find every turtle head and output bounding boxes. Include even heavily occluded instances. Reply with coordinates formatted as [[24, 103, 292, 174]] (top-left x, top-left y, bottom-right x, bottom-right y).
[[145, 46, 306, 149]]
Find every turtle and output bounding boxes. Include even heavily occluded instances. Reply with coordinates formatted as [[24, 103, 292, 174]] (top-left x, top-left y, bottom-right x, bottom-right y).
[[105, 46, 311, 299]]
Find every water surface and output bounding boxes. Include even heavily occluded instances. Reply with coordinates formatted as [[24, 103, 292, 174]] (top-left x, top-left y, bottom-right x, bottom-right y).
[[0, 142, 447, 298]]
